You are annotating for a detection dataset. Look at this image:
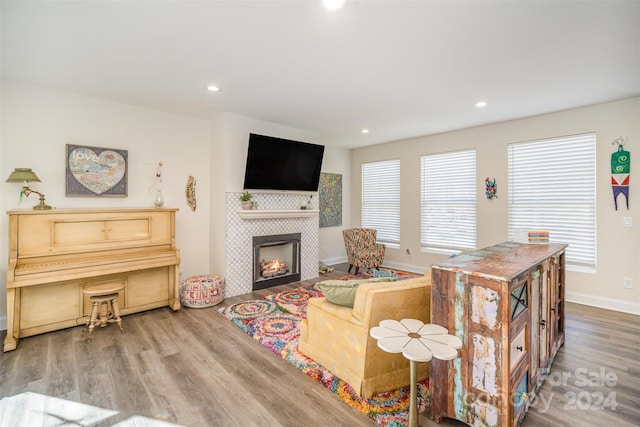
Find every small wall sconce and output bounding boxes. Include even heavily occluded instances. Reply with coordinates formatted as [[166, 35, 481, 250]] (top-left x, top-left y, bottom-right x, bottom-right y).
[[5, 168, 52, 210]]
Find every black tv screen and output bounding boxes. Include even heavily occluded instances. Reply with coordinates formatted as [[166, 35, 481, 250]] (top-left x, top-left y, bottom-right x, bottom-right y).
[[242, 133, 325, 192]]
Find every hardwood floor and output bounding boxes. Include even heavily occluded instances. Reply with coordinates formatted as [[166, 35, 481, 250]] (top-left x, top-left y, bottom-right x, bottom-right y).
[[1, 267, 638, 427]]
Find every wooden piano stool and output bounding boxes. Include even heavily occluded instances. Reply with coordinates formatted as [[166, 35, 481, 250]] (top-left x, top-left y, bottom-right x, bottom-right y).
[[4, 208, 181, 352], [83, 283, 125, 340]]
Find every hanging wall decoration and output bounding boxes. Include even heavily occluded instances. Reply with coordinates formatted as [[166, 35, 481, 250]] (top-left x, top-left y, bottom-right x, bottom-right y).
[[66, 144, 128, 196], [611, 137, 630, 210], [185, 175, 197, 212], [149, 161, 164, 207], [319, 172, 342, 227], [485, 177, 498, 200]]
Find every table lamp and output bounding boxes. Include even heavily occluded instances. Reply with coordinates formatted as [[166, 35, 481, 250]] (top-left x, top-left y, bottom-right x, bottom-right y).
[[5, 168, 52, 210]]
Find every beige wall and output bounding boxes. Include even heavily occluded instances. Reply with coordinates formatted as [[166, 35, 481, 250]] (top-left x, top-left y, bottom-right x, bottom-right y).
[[0, 80, 212, 329], [205, 111, 353, 273], [0, 81, 353, 331], [206, 112, 325, 276], [351, 97, 640, 314], [319, 146, 352, 264], [208, 112, 227, 281], [1, 78, 636, 328]]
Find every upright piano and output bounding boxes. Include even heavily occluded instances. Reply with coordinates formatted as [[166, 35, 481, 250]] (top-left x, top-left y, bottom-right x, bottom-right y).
[[4, 208, 181, 351]]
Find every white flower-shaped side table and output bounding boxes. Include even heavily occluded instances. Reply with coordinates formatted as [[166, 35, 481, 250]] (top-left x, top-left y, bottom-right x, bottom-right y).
[[370, 318, 462, 427]]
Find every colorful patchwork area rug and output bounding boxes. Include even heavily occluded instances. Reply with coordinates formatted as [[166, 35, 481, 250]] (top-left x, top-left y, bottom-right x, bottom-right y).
[[218, 284, 430, 427]]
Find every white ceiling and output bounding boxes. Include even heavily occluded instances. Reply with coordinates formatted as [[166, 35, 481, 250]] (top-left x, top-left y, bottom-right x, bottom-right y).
[[2, 1, 639, 148]]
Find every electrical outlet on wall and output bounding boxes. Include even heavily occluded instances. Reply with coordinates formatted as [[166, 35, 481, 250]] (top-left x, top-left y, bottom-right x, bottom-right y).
[[623, 278, 633, 289]]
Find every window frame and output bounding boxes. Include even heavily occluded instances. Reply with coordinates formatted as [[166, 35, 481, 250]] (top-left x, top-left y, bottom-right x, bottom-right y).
[[361, 159, 401, 248], [507, 133, 597, 273], [420, 149, 477, 254]]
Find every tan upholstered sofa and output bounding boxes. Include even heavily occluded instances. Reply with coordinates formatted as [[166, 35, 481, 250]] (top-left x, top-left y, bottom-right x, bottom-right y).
[[299, 274, 431, 398]]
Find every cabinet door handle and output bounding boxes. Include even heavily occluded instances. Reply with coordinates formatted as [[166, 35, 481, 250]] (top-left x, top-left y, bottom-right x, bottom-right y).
[[551, 308, 556, 313], [516, 346, 523, 351], [540, 319, 546, 330]]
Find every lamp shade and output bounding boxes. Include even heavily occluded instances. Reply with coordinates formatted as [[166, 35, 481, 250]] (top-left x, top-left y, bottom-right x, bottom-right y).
[[6, 168, 41, 183]]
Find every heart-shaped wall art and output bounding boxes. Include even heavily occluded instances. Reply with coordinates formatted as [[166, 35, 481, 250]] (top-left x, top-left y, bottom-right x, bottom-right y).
[[68, 147, 126, 195]]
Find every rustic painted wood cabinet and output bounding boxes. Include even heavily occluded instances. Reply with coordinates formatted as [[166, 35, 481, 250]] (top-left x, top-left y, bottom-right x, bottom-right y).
[[4, 208, 181, 352], [430, 242, 566, 427]]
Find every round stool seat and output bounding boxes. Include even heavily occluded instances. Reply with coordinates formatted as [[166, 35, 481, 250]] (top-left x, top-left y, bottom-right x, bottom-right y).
[[90, 293, 120, 303], [83, 282, 125, 296], [180, 274, 225, 308]]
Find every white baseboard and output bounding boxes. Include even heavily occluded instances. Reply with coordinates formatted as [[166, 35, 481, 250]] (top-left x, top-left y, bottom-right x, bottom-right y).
[[0, 316, 6, 332], [321, 256, 347, 266], [382, 261, 430, 275], [566, 291, 640, 315], [321, 258, 429, 276], [322, 258, 429, 275]]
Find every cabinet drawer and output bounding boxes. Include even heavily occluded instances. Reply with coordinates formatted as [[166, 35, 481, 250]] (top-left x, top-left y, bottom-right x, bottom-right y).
[[510, 327, 527, 369], [513, 372, 529, 424]]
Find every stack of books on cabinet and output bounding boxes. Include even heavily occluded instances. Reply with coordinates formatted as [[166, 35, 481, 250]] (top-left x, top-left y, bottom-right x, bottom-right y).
[[513, 230, 549, 244]]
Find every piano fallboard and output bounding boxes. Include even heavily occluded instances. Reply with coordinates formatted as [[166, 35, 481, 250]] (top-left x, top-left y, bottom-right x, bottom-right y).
[[10, 247, 179, 288]]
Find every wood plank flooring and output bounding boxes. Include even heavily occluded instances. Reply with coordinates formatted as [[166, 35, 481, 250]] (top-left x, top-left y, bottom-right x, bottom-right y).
[[1, 267, 638, 426]]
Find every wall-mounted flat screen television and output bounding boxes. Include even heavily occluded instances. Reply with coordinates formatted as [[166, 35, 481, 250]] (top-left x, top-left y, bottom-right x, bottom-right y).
[[242, 133, 325, 192]]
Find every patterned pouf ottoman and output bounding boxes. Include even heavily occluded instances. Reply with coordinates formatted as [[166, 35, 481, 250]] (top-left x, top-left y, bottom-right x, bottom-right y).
[[180, 275, 225, 308]]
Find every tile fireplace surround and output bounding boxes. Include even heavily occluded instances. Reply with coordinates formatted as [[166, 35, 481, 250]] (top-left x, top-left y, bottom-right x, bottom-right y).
[[225, 192, 319, 297]]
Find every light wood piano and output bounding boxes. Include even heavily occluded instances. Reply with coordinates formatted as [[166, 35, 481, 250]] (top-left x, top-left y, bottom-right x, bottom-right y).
[[4, 208, 181, 352]]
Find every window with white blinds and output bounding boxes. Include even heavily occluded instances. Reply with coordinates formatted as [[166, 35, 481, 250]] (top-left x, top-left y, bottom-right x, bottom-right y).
[[508, 133, 596, 272], [421, 149, 477, 253], [362, 159, 400, 247]]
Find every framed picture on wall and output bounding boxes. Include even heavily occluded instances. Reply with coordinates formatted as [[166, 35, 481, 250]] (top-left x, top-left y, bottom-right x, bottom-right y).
[[319, 172, 342, 227], [65, 144, 128, 197]]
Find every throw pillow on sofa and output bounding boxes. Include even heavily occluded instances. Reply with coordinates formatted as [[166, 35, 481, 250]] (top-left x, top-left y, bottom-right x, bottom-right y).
[[315, 277, 396, 307]]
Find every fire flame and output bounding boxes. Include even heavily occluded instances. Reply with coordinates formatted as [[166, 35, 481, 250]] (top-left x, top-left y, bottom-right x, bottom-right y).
[[261, 258, 287, 277]]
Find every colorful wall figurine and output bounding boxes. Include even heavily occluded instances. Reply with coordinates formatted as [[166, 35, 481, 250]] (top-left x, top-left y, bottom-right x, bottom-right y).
[[611, 137, 630, 210], [485, 177, 497, 200]]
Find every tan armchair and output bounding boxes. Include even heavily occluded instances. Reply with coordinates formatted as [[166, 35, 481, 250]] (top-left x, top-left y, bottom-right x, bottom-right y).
[[342, 228, 386, 275], [299, 274, 431, 398]]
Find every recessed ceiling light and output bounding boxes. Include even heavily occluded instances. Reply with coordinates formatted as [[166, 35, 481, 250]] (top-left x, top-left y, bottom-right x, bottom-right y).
[[361, 129, 370, 134], [323, 0, 345, 11], [475, 101, 487, 107], [207, 85, 220, 92]]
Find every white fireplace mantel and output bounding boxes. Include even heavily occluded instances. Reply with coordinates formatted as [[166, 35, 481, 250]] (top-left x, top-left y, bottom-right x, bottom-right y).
[[237, 209, 319, 220], [226, 192, 319, 298]]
